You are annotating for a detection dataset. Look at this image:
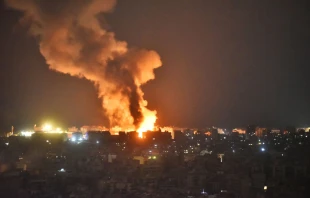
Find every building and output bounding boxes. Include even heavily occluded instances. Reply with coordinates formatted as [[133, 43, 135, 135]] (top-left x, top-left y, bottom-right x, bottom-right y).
[[232, 128, 246, 134], [255, 127, 267, 137]]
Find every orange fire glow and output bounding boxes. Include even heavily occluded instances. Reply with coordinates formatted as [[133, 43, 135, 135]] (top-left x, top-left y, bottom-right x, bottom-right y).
[[6, 0, 162, 140], [137, 107, 157, 138]]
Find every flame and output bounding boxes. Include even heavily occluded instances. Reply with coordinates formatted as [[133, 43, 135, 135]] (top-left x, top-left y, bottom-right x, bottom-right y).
[[159, 126, 173, 133], [6, 0, 162, 134], [137, 108, 157, 138], [110, 107, 156, 138]]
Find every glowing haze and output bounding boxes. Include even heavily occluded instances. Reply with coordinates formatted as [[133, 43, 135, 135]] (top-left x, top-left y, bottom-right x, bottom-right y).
[[6, 0, 162, 137]]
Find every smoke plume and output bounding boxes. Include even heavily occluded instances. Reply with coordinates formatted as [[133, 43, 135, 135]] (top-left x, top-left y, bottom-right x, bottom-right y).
[[6, 0, 162, 132]]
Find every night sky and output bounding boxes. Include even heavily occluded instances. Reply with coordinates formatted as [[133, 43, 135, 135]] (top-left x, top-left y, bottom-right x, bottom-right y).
[[0, 0, 310, 131]]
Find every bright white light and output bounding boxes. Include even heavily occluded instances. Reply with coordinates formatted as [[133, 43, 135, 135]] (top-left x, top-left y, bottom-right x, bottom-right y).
[[264, 186, 267, 191], [233, 150, 235, 153], [59, 168, 65, 172], [5, 143, 9, 146], [42, 123, 52, 131], [79, 138, 82, 141], [261, 148, 265, 152], [96, 141, 99, 144], [71, 138, 76, 142], [21, 131, 34, 137], [46, 140, 49, 143]]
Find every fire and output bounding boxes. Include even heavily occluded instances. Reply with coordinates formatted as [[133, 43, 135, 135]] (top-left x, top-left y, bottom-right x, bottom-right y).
[[110, 107, 156, 138], [137, 107, 157, 138], [7, 0, 162, 135]]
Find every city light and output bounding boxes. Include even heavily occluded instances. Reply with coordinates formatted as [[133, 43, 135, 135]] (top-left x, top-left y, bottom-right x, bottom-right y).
[[221, 190, 227, 193], [21, 131, 34, 137], [264, 186, 267, 191], [201, 189, 208, 195], [261, 148, 265, 152]]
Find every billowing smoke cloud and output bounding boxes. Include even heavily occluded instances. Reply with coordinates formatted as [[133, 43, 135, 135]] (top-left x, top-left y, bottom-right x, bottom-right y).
[[6, 0, 161, 132]]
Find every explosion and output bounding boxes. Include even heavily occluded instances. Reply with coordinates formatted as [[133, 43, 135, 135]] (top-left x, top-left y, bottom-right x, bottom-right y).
[[6, 0, 162, 137]]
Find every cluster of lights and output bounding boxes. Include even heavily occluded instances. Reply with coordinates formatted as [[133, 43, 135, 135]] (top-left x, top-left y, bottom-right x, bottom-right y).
[[71, 137, 83, 142], [19, 123, 63, 138], [21, 131, 34, 137]]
